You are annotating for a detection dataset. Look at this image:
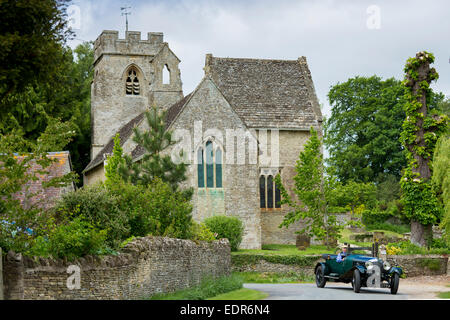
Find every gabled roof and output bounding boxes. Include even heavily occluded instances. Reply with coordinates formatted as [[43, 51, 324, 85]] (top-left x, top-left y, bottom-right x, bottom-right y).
[[83, 93, 193, 173], [205, 55, 322, 129], [83, 112, 145, 173]]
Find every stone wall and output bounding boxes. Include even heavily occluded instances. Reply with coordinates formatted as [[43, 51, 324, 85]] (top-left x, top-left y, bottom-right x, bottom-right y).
[[1, 236, 230, 300], [385, 254, 448, 277], [231, 253, 449, 278]]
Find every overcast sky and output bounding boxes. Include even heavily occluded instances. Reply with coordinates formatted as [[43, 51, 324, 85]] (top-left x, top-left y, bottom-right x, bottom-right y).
[[68, 0, 450, 119]]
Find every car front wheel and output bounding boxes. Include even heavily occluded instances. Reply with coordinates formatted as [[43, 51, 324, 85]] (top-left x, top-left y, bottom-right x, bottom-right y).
[[352, 269, 361, 293], [315, 265, 327, 288], [390, 273, 400, 295]]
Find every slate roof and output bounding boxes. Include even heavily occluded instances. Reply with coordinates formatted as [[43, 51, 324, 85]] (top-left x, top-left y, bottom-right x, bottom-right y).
[[14, 152, 75, 209], [83, 112, 145, 173], [83, 94, 193, 173], [206, 55, 322, 129]]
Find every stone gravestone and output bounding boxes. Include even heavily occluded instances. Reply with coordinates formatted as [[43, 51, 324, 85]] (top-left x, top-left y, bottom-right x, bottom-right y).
[[296, 234, 311, 251]]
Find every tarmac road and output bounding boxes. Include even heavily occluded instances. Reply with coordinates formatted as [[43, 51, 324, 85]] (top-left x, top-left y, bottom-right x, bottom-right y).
[[243, 283, 411, 300]]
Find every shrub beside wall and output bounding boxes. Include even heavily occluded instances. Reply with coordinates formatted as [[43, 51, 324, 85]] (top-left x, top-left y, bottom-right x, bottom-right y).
[[1, 236, 231, 300], [204, 216, 244, 251]]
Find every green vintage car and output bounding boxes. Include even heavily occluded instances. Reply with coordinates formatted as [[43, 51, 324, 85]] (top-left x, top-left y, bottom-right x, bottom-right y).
[[314, 252, 402, 294]]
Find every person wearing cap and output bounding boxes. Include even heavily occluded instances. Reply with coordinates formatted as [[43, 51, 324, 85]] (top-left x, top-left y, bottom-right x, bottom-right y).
[[336, 245, 348, 262]]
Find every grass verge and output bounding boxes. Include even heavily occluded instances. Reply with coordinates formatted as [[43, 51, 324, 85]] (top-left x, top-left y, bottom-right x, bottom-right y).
[[207, 288, 268, 300], [236, 271, 314, 284], [437, 291, 450, 299], [148, 274, 243, 300]]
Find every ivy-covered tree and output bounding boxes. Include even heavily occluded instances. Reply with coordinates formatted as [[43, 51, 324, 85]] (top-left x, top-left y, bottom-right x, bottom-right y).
[[400, 51, 448, 247], [275, 127, 342, 248], [118, 106, 190, 195]]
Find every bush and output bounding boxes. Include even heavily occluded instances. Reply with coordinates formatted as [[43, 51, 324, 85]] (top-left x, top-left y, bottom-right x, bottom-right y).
[[386, 240, 450, 255], [54, 183, 129, 249], [190, 221, 216, 242], [28, 216, 108, 261], [109, 179, 193, 240], [204, 216, 244, 251], [365, 222, 410, 234]]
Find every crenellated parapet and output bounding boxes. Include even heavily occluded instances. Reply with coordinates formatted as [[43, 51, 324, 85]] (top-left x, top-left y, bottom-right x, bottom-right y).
[[94, 30, 165, 63]]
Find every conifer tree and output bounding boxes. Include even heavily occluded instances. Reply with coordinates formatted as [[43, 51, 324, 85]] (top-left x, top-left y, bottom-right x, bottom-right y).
[[118, 106, 189, 194]]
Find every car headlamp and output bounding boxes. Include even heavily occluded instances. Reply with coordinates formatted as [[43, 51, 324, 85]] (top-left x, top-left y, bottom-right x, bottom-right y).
[[383, 261, 391, 271]]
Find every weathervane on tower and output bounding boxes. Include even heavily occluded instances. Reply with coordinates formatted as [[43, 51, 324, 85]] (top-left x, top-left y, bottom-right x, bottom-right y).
[[121, 5, 131, 33]]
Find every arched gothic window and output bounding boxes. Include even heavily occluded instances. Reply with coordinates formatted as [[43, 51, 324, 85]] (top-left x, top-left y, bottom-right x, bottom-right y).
[[197, 140, 222, 188], [259, 172, 281, 209], [126, 67, 140, 95]]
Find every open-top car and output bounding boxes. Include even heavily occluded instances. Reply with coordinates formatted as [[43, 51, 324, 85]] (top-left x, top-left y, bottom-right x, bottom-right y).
[[314, 245, 402, 294]]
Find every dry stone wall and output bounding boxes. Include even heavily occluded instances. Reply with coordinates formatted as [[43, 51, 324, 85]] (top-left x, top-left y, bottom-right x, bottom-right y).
[[1, 236, 230, 300]]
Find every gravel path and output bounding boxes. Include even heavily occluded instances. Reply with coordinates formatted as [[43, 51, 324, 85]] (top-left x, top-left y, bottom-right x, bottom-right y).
[[243, 275, 450, 300]]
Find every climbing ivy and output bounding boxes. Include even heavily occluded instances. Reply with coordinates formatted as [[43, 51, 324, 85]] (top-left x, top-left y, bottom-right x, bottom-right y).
[[399, 51, 448, 226]]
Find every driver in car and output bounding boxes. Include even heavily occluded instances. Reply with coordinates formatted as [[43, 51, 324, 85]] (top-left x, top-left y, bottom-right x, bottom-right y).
[[336, 245, 348, 262]]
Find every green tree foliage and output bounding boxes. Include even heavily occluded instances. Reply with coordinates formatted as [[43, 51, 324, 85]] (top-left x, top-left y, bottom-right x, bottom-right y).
[[54, 183, 129, 249], [204, 216, 244, 251], [437, 97, 450, 118], [432, 136, 450, 244], [325, 75, 444, 184], [28, 215, 109, 261], [0, 118, 77, 253], [104, 134, 124, 188], [400, 51, 448, 247], [332, 180, 377, 216], [118, 106, 190, 194], [275, 128, 342, 247], [0, 0, 72, 100], [108, 180, 193, 240], [0, 42, 94, 182]]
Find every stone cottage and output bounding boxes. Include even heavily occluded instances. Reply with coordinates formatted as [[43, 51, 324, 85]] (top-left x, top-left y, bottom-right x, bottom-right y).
[[82, 30, 323, 249]]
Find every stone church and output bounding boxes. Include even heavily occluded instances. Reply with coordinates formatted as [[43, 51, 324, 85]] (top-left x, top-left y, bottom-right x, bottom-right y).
[[83, 30, 323, 249]]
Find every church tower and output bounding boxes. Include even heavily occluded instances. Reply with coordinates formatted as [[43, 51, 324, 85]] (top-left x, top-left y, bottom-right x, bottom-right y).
[[90, 30, 183, 160]]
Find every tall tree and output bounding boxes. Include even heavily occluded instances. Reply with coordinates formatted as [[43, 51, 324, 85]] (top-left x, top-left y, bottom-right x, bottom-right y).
[[275, 128, 342, 248], [325, 75, 444, 184], [0, 0, 72, 101], [400, 51, 448, 247], [0, 42, 94, 181]]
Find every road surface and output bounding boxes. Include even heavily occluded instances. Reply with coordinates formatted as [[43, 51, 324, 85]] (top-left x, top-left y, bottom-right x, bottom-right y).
[[244, 275, 450, 300]]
